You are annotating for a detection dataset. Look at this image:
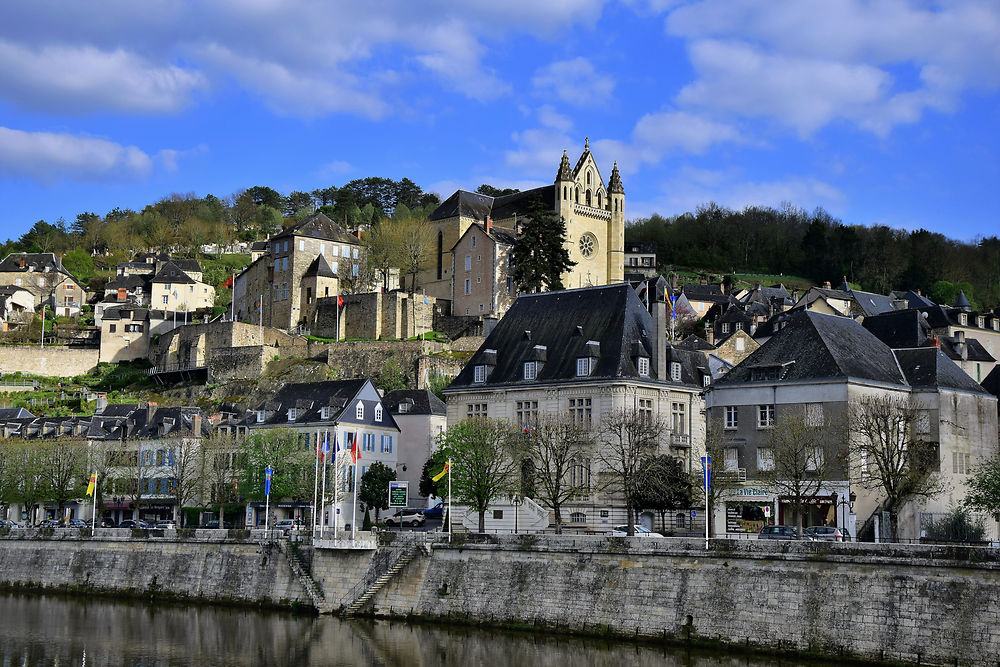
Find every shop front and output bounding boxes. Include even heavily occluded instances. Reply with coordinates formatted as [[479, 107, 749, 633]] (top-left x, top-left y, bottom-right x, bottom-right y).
[[246, 501, 311, 528], [720, 486, 775, 536], [778, 493, 838, 529]]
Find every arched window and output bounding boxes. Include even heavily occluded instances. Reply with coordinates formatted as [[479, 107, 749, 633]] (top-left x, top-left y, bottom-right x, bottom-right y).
[[586, 171, 591, 186], [563, 186, 567, 200], [586, 190, 592, 207], [575, 188, 580, 203], [436, 230, 443, 280], [597, 191, 603, 208]]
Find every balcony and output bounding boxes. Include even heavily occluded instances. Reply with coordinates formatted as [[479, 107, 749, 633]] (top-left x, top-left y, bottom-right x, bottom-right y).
[[670, 433, 691, 447], [572, 204, 611, 221]]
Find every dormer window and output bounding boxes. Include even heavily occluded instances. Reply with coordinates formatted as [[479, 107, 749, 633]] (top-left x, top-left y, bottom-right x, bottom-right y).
[[959, 313, 968, 325], [637, 356, 650, 377], [287, 408, 297, 421], [703, 374, 711, 387], [375, 404, 383, 422], [670, 362, 682, 382], [256, 410, 265, 423], [721, 323, 730, 334], [576, 357, 593, 377], [977, 316, 985, 328], [474, 365, 487, 384], [523, 361, 537, 381], [320, 406, 331, 420], [355, 401, 364, 420], [993, 319, 999, 331], [399, 401, 411, 414]]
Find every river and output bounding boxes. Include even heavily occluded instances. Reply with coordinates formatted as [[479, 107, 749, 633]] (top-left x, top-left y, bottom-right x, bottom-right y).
[[0, 592, 840, 666]]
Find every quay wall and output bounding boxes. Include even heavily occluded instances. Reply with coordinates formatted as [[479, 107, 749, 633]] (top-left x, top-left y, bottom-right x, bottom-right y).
[[0, 345, 98, 377], [363, 535, 1000, 666]]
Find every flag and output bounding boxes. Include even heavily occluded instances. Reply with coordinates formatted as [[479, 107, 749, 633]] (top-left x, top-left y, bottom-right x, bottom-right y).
[[350, 433, 360, 463], [264, 466, 273, 496], [315, 432, 322, 467], [432, 462, 451, 482], [322, 433, 330, 461], [423, 295, 429, 305], [222, 275, 234, 288], [337, 295, 344, 308], [86, 473, 97, 497]]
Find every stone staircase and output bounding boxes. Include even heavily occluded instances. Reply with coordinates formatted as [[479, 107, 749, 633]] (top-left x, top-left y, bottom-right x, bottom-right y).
[[277, 540, 334, 614], [342, 545, 417, 617]]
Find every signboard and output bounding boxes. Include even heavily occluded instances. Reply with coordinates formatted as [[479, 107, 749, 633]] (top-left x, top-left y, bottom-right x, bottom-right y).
[[388, 481, 408, 508], [764, 506, 771, 517]]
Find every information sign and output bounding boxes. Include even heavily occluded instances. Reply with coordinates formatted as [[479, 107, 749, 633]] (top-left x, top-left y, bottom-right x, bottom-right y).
[[388, 481, 408, 508]]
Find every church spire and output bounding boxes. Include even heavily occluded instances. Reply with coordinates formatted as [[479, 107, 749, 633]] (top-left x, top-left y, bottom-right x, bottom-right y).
[[608, 161, 624, 194], [555, 148, 573, 182]]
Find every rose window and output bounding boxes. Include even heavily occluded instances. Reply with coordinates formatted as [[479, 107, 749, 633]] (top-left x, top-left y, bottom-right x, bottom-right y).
[[579, 233, 597, 258]]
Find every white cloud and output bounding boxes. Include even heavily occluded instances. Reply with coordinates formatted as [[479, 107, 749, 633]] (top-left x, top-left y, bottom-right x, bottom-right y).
[[0, 40, 207, 114], [537, 105, 574, 132], [318, 160, 354, 177], [665, 0, 1000, 135], [0, 126, 154, 182], [532, 58, 615, 107]]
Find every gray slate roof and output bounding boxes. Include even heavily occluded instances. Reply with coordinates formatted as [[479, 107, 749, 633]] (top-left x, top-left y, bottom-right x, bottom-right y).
[[383, 389, 447, 416], [893, 348, 988, 393], [430, 186, 555, 223], [271, 212, 359, 244]]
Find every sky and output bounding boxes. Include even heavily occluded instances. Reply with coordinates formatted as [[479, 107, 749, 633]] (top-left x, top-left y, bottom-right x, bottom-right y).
[[1, 0, 998, 243]]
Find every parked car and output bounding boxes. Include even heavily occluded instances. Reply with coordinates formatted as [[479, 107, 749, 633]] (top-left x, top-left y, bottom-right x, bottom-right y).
[[611, 525, 664, 538], [804, 525, 846, 542], [119, 520, 150, 529], [99, 519, 117, 528], [200, 520, 232, 529], [273, 519, 303, 533], [423, 502, 444, 520], [0, 519, 20, 528], [39, 519, 61, 528], [384, 509, 425, 527], [155, 520, 178, 529], [758, 525, 813, 540], [68, 519, 88, 528]]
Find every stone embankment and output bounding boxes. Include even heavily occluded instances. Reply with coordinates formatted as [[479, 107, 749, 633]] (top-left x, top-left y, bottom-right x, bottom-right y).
[[2, 531, 998, 665]]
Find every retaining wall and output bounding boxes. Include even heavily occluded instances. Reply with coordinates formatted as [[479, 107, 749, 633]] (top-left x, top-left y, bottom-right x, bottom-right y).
[[0, 345, 99, 377]]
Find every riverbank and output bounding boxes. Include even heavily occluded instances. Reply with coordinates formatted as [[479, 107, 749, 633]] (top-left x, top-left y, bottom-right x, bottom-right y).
[[2, 531, 998, 665]]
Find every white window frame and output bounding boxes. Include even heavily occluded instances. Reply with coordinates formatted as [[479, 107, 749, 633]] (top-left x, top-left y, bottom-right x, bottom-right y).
[[523, 361, 537, 381], [374, 404, 383, 422], [576, 357, 591, 377], [670, 362, 682, 382], [473, 365, 486, 384], [724, 447, 739, 472], [637, 356, 650, 377], [724, 406, 738, 430], [757, 447, 774, 471], [757, 404, 775, 429], [355, 401, 364, 420]]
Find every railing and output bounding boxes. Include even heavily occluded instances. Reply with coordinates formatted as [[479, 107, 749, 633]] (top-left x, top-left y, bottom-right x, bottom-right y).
[[670, 433, 691, 447], [146, 359, 206, 375], [0, 378, 37, 388], [573, 203, 612, 221]]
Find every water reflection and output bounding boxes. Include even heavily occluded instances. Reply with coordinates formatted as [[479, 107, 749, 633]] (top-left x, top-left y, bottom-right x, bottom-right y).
[[0, 593, 833, 666]]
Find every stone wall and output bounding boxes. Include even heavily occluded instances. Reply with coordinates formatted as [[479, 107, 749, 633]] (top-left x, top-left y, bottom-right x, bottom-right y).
[[326, 340, 464, 390], [314, 291, 435, 341], [367, 536, 1000, 666], [0, 534, 309, 607], [0, 345, 98, 377]]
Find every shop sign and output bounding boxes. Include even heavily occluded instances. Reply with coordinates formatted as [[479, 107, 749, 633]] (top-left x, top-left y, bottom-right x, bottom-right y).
[[778, 495, 835, 505], [724, 487, 771, 499]]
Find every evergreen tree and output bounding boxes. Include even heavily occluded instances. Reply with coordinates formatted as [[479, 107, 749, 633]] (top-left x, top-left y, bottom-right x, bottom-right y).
[[510, 196, 575, 292]]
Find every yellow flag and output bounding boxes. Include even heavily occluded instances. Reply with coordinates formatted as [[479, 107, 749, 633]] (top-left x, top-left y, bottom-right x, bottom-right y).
[[432, 462, 450, 482], [86, 473, 97, 497]]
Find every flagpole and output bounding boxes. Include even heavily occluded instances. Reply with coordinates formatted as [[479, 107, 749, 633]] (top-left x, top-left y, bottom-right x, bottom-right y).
[[90, 473, 97, 531], [312, 432, 320, 533], [447, 459, 452, 544], [351, 452, 358, 542], [230, 273, 235, 322], [258, 294, 263, 344], [264, 466, 272, 537], [332, 428, 339, 540], [320, 432, 329, 535]]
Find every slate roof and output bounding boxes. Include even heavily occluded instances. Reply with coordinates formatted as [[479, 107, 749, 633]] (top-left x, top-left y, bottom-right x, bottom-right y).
[[172, 259, 202, 274], [982, 366, 1000, 399], [849, 289, 898, 317], [954, 290, 972, 310], [677, 335, 717, 351], [271, 212, 359, 244], [102, 304, 149, 321], [106, 275, 148, 291], [625, 242, 657, 254], [939, 335, 995, 363], [0, 407, 34, 419], [893, 348, 989, 393], [135, 406, 211, 438], [717, 310, 907, 386], [150, 261, 196, 284], [429, 186, 555, 223], [304, 254, 337, 278], [0, 252, 68, 275], [245, 379, 399, 431], [383, 389, 447, 416], [862, 310, 929, 348], [682, 283, 727, 302], [895, 290, 936, 309], [448, 284, 709, 390]]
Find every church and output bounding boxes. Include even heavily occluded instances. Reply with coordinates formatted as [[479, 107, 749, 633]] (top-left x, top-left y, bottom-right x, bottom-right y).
[[420, 140, 626, 305]]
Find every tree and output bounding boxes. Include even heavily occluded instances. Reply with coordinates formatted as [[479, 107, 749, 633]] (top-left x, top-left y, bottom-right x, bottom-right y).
[[358, 461, 396, 522], [598, 409, 665, 536], [62, 248, 95, 284], [239, 429, 312, 505], [419, 451, 448, 499], [509, 196, 575, 292], [476, 184, 520, 197], [436, 418, 519, 533], [758, 410, 846, 538], [166, 437, 203, 526], [395, 217, 434, 294], [522, 415, 592, 532], [850, 394, 943, 541], [364, 218, 402, 289], [924, 507, 986, 542], [5, 439, 48, 524], [691, 418, 743, 537], [40, 438, 88, 522], [284, 191, 315, 217], [200, 432, 241, 525], [964, 454, 1000, 523], [634, 455, 691, 533]]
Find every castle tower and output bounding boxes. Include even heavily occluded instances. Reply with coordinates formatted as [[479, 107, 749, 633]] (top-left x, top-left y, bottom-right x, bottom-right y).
[[607, 161, 625, 283], [553, 148, 574, 222]]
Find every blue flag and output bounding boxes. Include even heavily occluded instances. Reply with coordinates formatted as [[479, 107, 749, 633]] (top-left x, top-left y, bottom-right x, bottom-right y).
[[264, 466, 273, 497], [701, 456, 711, 491]]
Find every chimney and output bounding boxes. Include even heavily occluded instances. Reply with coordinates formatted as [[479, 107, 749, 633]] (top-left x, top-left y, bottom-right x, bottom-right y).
[[823, 281, 831, 289], [147, 401, 158, 422], [930, 335, 941, 348], [486, 216, 492, 234], [792, 289, 799, 302], [192, 413, 202, 435], [96, 393, 108, 413], [355, 229, 362, 240], [19, 256, 25, 269], [955, 330, 967, 361], [652, 293, 667, 380], [720, 282, 726, 295], [706, 327, 715, 346], [917, 289, 922, 296]]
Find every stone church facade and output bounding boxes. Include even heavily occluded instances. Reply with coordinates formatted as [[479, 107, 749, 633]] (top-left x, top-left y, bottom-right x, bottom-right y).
[[421, 140, 626, 300]]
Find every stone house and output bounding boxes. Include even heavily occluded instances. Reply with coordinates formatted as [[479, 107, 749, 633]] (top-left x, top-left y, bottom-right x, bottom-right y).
[[382, 389, 447, 505], [920, 293, 1000, 372], [706, 310, 998, 541], [103, 275, 149, 306], [444, 283, 710, 532], [150, 261, 215, 314], [712, 328, 760, 367], [240, 379, 400, 530], [99, 305, 149, 363], [422, 140, 626, 301], [0, 285, 35, 330], [682, 283, 730, 321], [0, 253, 86, 317], [624, 241, 657, 277], [451, 221, 518, 318]]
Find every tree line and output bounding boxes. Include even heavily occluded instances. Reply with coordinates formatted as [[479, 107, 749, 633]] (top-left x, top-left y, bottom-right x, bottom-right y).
[[627, 202, 1000, 309]]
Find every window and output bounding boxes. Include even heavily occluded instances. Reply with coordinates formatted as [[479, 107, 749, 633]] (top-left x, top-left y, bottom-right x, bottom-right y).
[[805, 403, 824, 427], [14, 278, 20, 286], [287, 408, 298, 421], [570, 511, 587, 523], [516, 401, 538, 428], [283, 241, 288, 252], [570, 397, 593, 425], [757, 447, 774, 471], [274, 259, 280, 272], [493, 510, 504, 520], [299, 240, 305, 251], [724, 447, 739, 471], [363, 433, 376, 452], [506, 277, 513, 293], [473, 365, 486, 383], [670, 402, 686, 435], [109, 324, 117, 333], [274, 242, 279, 253], [637, 356, 650, 377], [465, 255, 472, 271], [320, 406, 331, 419], [464, 279, 471, 295], [476, 276, 481, 283], [953, 452, 971, 474], [353, 248, 359, 259], [523, 361, 537, 380], [331, 261, 338, 273], [721, 322, 730, 334], [256, 410, 265, 424], [374, 404, 383, 422], [162, 296, 169, 305], [757, 404, 775, 429], [736, 337, 745, 352], [638, 398, 653, 422], [342, 245, 350, 256], [576, 357, 592, 376], [471, 235, 477, 248], [959, 313, 968, 325], [282, 257, 288, 271], [571, 460, 591, 492], [380, 435, 393, 453], [467, 403, 487, 418], [806, 447, 824, 471], [355, 401, 364, 419], [282, 283, 288, 300], [724, 406, 738, 429], [977, 316, 985, 328], [702, 374, 711, 387], [319, 243, 325, 255], [331, 246, 339, 257], [670, 362, 682, 382]]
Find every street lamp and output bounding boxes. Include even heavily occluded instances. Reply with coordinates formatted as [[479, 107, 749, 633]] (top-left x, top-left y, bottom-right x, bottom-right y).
[[837, 491, 856, 541], [511, 494, 522, 534]]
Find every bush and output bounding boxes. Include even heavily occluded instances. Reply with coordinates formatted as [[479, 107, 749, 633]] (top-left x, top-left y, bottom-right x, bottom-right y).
[[925, 508, 986, 542]]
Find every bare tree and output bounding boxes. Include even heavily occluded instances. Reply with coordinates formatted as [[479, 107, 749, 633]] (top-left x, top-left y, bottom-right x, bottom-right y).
[[363, 218, 401, 290], [690, 417, 741, 537], [200, 432, 242, 526], [522, 415, 593, 532], [850, 394, 943, 540], [167, 436, 203, 526], [598, 409, 666, 535], [395, 217, 434, 294], [40, 438, 88, 522], [759, 410, 846, 537]]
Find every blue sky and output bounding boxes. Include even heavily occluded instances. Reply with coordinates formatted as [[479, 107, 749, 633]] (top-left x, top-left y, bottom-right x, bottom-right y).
[[1, 0, 998, 242]]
